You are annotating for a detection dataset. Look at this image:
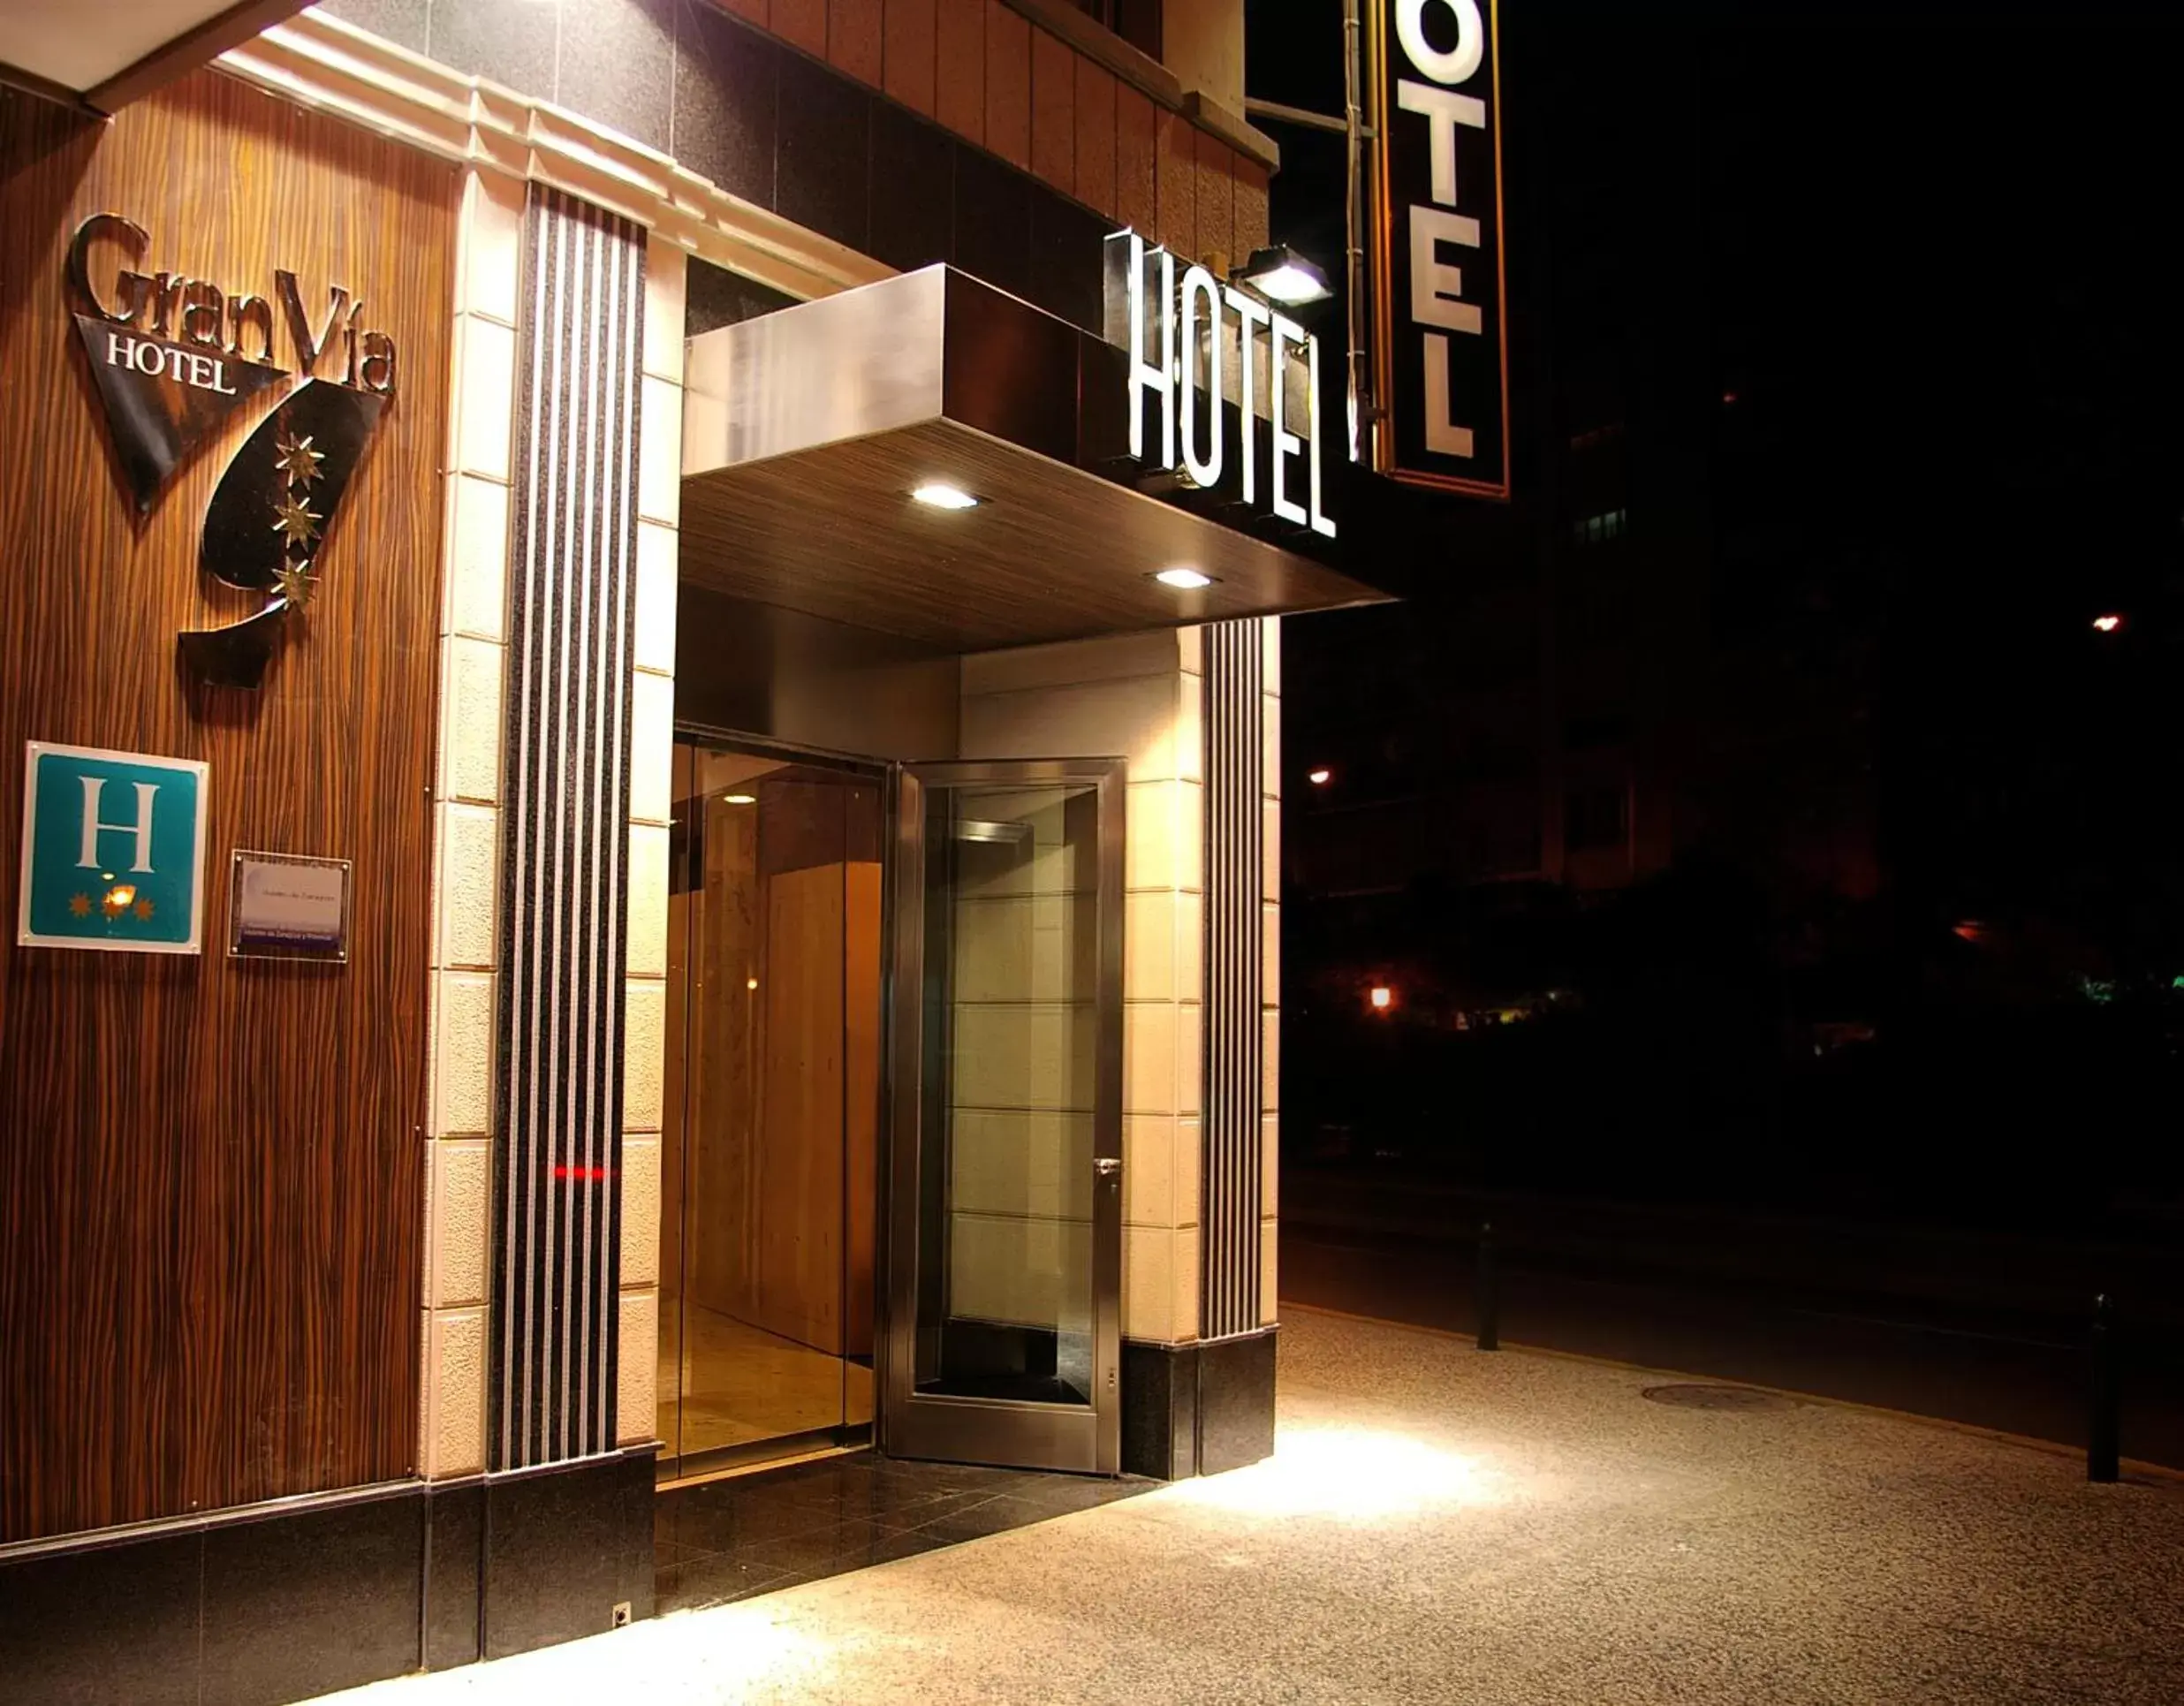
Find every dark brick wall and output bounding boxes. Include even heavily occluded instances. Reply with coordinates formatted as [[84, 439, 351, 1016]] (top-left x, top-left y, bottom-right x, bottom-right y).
[[317, 0, 1268, 333]]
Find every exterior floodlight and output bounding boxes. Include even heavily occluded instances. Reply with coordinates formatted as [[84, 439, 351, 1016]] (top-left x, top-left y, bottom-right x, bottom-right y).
[[1234, 244, 1332, 307], [1154, 566, 1215, 589], [911, 483, 979, 510]]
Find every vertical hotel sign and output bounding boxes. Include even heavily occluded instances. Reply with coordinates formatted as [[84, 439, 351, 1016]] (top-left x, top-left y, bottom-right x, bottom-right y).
[[1370, 0, 1510, 497]]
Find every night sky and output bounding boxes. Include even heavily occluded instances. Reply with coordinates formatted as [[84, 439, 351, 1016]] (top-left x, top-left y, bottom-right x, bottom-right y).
[[1251, 0, 2184, 1217]]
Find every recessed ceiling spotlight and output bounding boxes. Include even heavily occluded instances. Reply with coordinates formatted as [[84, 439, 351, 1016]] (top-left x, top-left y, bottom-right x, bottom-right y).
[[1154, 566, 1215, 590], [723, 792, 757, 805], [911, 482, 979, 511]]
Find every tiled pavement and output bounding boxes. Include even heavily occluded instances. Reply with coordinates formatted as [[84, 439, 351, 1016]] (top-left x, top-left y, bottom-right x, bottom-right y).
[[653, 1454, 1151, 1613], [314, 1305, 2184, 1704]]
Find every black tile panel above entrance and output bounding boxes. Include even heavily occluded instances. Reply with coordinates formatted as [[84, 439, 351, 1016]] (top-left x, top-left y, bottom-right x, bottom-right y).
[[319, 0, 1178, 344]]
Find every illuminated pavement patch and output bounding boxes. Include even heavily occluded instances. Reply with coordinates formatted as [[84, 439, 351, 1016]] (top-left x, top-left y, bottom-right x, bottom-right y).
[[308, 1308, 2184, 1704]]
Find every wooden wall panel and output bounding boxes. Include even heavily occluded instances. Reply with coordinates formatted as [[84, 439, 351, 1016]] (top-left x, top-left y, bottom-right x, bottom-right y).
[[0, 73, 454, 1544], [757, 867, 847, 1353], [688, 794, 760, 1323], [843, 861, 882, 1362]]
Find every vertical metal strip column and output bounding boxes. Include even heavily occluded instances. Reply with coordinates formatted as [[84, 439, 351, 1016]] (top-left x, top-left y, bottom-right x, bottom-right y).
[[489, 186, 646, 1471], [1200, 620, 1265, 1340]]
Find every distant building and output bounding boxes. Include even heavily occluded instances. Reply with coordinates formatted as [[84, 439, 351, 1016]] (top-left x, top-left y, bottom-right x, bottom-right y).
[[1287, 12, 1881, 934]]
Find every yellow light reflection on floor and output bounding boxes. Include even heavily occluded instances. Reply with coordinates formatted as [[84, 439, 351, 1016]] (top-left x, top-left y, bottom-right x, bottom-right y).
[[1163, 1426, 1493, 1522], [319, 1607, 846, 1704]]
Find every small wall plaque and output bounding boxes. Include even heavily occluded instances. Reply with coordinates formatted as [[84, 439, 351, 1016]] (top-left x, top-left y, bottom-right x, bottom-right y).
[[230, 849, 351, 961]]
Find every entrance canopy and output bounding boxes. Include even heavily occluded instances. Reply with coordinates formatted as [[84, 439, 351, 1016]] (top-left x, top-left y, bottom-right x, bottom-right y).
[[680, 265, 1390, 656]]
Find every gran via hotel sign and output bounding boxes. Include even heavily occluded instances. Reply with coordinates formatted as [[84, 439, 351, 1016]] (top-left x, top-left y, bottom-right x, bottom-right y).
[[1104, 231, 1339, 541], [1370, 0, 1510, 498], [65, 213, 398, 689]]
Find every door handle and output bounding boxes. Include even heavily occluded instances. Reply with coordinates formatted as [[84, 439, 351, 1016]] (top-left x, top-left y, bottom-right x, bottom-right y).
[[1092, 1157, 1121, 1179]]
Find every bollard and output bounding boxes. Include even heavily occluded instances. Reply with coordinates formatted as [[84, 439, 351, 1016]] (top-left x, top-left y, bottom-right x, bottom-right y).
[[2089, 1293, 2120, 1483], [1475, 1221, 1500, 1352]]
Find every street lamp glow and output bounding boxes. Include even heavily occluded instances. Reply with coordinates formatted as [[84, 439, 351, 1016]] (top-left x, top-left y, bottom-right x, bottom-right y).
[[1253, 264, 1328, 305], [1308, 768, 1332, 785], [1234, 244, 1333, 307], [2092, 613, 2123, 633], [1369, 986, 1393, 1011], [911, 482, 979, 510], [1154, 566, 1214, 589]]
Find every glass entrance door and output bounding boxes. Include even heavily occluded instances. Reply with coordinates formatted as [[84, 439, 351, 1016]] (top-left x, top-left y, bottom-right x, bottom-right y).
[[657, 739, 883, 1480], [881, 761, 1125, 1475]]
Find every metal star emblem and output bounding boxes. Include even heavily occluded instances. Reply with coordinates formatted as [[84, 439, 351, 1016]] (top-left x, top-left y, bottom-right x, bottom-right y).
[[133, 898, 155, 920], [276, 559, 318, 610], [69, 893, 91, 917], [273, 431, 325, 485], [271, 491, 322, 546]]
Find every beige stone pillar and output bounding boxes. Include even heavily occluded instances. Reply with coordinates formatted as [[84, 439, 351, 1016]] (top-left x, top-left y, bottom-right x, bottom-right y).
[[616, 237, 686, 1446], [419, 163, 526, 1480], [959, 627, 1206, 1348]]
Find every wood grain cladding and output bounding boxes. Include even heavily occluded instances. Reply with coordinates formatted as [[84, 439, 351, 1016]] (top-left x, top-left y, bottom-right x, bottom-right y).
[[679, 420, 1385, 654], [758, 866, 850, 1351], [0, 73, 454, 1544]]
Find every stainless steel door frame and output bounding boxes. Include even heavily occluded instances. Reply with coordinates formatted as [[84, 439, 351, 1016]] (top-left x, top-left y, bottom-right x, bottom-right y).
[[879, 758, 1126, 1475]]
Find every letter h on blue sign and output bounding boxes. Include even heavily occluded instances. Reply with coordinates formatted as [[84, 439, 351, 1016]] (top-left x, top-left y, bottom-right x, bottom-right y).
[[18, 742, 207, 953]]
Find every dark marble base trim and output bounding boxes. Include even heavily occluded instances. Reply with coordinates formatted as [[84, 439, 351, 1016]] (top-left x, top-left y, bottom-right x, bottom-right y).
[[0, 1475, 428, 1706], [1120, 1326, 1278, 1480], [0, 1444, 661, 1706], [481, 1444, 658, 1660], [0, 1475, 423, 1564], [1197, 1327, 1278, 1475]]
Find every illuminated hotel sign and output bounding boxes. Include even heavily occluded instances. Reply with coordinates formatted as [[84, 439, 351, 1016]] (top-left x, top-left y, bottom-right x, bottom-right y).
[[1106, 230, 1338, 540], [64, 214, 398, 690], [67, 213, 398, 512], [1370, 0, 1510, 497]]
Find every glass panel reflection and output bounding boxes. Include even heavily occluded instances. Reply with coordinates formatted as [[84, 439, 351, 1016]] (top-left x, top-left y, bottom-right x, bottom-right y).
[[657, 743, 881, 1475], [916, 784, 1100, 1406]]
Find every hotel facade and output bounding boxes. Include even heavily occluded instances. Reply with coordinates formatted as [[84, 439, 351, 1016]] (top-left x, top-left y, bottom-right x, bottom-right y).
[[0, 2, 1385, 1697]]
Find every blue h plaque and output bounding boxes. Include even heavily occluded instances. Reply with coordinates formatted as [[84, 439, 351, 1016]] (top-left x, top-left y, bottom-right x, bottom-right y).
[[17, 742, 209, 954]]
